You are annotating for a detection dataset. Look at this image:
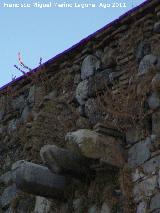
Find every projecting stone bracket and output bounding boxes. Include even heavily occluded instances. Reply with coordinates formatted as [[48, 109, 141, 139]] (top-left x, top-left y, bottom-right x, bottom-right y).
[[11, 160, 66, 199], [0, 161, 68, 202], [0, 124, 125, 200], [65, 126, 125, 169], [40, 123, 125, 180], [40, 144, 96, 181]]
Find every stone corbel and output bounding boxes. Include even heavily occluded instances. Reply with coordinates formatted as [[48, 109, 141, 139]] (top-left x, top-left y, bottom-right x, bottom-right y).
[[2, 124, 125, 200], [40, 124, 125, 180]]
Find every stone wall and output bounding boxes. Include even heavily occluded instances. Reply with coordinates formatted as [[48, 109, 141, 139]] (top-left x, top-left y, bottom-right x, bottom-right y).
[[1, 0, 160, 212]]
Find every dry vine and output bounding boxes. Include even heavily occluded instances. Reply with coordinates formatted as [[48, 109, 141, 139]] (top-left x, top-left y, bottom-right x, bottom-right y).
[[96, 66, 156, 132], [14, 52, 52, 93]]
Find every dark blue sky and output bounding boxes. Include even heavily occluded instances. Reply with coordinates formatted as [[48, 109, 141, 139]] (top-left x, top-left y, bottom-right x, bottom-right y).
[[0, 0, 146, 87]]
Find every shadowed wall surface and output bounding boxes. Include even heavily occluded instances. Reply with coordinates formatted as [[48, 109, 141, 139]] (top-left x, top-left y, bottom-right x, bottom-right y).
[[0, 0, 160, 212]]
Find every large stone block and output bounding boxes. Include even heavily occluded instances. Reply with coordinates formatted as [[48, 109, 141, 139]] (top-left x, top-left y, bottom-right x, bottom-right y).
[[133, 176, 157, 202], [65, 129, 125, 168], [0, 184, 20, 209], [11, 160, 66, 199], [128, 137, 151, 168], [136, 201, 147, 213], [76, 80, 88, 105], [34, 196, 51, 213], [147, 92, 160, 110], [138, 54, 160, 76], [81, 55, 100, 80], [40, 144, 93, 179], [142, 155, 160, 175], [150, 192, 160, 212]]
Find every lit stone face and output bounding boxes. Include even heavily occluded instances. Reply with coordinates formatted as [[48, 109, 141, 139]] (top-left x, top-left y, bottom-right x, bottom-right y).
[[154, 21, 160, 33], [81, 55, 100, 80], [147, 92, 160, 110], [128, 137, 151, 168], [11, 161, 66, 198], [65, 129, 124, 168], [138, 54, 160, 76], [75, 80, 89, 105]]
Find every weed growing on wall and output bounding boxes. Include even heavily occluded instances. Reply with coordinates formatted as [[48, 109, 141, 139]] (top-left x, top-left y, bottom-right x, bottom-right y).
[[14, 52, 53, 94], [96, 66, 157, 133]]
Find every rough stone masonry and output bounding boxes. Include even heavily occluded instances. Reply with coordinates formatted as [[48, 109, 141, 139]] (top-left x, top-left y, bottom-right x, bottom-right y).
[[1, 0, 160, 212]]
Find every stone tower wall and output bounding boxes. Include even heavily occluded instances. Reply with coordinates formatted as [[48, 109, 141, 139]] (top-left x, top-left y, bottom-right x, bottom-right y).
[[0, 0, 160, 212]]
